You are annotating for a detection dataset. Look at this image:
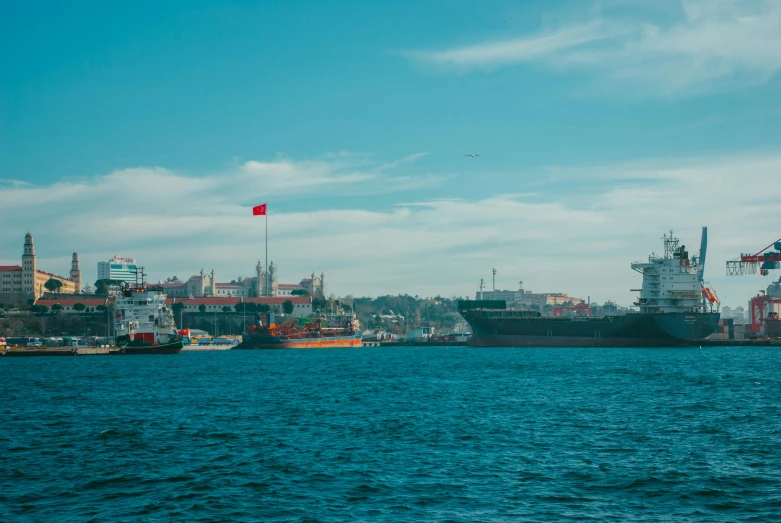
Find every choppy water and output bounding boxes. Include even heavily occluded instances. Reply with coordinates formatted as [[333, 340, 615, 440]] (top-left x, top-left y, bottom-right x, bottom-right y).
[[2, 346, 781, 522]]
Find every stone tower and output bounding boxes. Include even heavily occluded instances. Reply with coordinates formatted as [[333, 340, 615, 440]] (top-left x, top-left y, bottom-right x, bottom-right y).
[[269, 261, 278, 297], [22, 231, 36, 296], [210, 269, 216, 296], [70, 252, 82, 293], [200, 268, 205, 296], [255, 261, 263, 297]]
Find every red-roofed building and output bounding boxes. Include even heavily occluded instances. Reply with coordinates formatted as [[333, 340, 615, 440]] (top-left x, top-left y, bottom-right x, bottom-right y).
[[35, 298, 109, 313], [166, 296, 312, 317]]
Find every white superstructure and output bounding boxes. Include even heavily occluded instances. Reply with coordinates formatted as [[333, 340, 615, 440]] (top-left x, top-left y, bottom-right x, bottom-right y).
[[631, 232, 704, 314], [114, 284, 179, 345]]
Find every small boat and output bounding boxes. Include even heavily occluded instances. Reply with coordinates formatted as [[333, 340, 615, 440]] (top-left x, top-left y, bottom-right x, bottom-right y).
[[181, 334, 238, 351]]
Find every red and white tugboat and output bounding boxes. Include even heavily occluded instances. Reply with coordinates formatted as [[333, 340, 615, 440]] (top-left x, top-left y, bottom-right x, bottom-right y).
[[114, 281, 183, 355]]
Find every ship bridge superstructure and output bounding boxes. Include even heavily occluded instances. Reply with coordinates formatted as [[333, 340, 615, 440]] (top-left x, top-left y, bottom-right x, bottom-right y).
[[631, 231, 704, 314]]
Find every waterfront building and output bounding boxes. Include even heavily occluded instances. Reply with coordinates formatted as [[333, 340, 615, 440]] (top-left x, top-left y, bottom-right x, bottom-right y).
[[0, 232, 79, 304], [170, 297, 312, 318], [160, 263, 325, 299], [97, 256, 140, 283]]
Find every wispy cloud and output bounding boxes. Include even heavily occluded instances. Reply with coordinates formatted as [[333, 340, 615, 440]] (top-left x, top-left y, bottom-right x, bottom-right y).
[[404, 0, 781, 96], [1, 150, 778, 305]]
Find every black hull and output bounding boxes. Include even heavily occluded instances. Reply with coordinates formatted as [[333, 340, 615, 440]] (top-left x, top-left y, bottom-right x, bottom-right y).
[[114, 340, 183, 355], [461, 311, 719, 348]]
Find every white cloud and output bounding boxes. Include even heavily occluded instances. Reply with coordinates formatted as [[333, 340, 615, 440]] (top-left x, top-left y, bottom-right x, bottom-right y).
[[0, 150, 778, 308], [404, 0, 781, 96]]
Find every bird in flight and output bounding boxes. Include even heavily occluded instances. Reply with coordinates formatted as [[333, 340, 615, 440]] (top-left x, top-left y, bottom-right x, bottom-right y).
[[465, 154, 480, 158]]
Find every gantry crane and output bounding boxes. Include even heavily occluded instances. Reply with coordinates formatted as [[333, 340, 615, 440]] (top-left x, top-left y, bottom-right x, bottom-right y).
[[726, 237, 781, 334]]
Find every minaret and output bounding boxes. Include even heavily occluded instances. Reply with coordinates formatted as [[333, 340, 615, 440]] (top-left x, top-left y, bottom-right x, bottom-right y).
[[200, 269, 205, 296], [320, 272, 325, 297], [256, 261, 263, 297], [22, 231, 37, 297], [70, 252, 82, 293], [210, 269, 216, 296], [269, 261, 277, 297]]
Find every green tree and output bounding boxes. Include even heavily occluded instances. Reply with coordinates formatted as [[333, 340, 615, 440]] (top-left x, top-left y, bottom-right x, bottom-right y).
[[222, 305, 232, 312], [198, 304, 207, 313], [51, 303, 64, 313], [96, 304, 107, 312], [257, 303, 270, 313], [73, 302, 86, 312], [171, 302, 185, 314], [31, 304, 49, 314], [283, 300, 294, 315], [44, 278, 63, 293], [95, 280, 109, 296], [312, 296, 326, 311], [291, 289, 309, 296]]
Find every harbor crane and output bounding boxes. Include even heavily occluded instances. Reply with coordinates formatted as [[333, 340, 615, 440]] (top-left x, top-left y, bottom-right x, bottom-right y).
[[726, 238, 781, 276], [725, 237, 781, 335]]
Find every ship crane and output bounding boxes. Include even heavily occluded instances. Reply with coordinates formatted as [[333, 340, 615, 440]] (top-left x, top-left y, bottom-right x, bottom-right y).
[[725, 237, 781, 335]]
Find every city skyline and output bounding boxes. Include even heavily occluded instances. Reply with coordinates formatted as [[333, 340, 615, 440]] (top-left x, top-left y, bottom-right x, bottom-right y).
[[2, 0, 780, 306]]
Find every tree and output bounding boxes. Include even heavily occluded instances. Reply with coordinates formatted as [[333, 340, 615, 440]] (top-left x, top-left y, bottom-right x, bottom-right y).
[[291, 289, 309, 296], [31, 304, 49, 314], [96, 304, 107, 312], [44, 278, 63, 293], [283, 300, 294, 315], [198, 304, 207, 313], [73, 302, 86, 312], [312, 296, 326, 311], [172, 302, 185, 314], [222, 305, 232, 312], [95, 280, 109, 296], [257, 303, 271, 313], [51, 303, 64, 313]]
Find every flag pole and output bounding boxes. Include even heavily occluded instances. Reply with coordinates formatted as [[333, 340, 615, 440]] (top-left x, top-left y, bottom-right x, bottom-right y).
[[265, 211, 268, 297]]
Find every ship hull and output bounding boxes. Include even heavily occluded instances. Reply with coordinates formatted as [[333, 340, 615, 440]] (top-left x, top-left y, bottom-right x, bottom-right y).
[[115, 339, 184, 355], [182, 344, 235, 351], [462, 311, 719, 348], [236, 332, 362, 349]]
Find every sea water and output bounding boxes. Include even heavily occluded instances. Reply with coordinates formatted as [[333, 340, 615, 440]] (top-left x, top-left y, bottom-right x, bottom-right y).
[[2, 346, 780, 521]]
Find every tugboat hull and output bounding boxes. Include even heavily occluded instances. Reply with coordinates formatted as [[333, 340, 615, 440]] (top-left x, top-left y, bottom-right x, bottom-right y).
[[115, 339, 184, 355]]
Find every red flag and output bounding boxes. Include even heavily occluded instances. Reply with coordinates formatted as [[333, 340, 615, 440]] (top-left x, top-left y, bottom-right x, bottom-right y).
[[252, 203, 267, 216]]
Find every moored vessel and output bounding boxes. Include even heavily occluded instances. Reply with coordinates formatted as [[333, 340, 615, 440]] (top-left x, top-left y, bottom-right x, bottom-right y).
[[462, 231, 720, 347], [114, 283, 183, 355], [236, 313, 362, 349], [180, 330, 239, 351]]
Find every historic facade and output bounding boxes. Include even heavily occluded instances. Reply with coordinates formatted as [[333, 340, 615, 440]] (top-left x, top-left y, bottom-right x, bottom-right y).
[[160, 262, 325, 299], [0, 232, 80, 304]]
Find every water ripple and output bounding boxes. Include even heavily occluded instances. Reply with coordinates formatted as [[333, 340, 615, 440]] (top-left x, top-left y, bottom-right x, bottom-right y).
[[2, 346, 781, 521]]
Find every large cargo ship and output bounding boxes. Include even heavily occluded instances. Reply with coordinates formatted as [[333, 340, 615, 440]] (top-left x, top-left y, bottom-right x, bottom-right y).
[[114, 283, 183, 354], [236, 313, 362, 349], [462, 231, 720, 347]]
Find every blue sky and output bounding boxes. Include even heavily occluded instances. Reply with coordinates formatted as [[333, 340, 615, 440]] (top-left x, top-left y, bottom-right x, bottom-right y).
[[1, 0, 780, 306]]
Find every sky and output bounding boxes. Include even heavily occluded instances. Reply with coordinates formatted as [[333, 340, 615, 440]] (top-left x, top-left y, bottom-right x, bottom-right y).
[[1, 0, 780, 307]]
